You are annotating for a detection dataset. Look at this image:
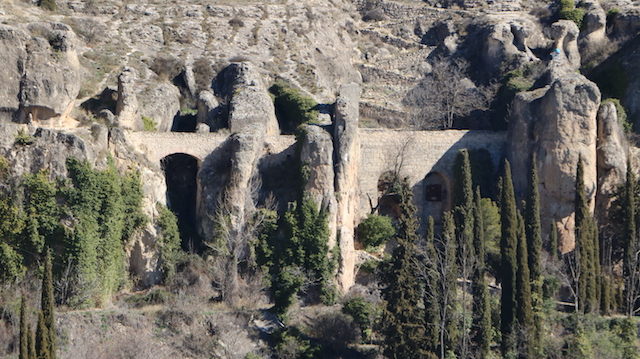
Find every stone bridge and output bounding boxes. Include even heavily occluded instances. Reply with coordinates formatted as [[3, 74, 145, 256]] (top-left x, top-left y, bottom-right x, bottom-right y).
[[125, 131, 297, 164], [126, 128, 507, 226]]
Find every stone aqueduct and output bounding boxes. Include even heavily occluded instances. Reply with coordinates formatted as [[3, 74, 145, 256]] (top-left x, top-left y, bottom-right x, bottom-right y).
[[126, 128, 507, 228]]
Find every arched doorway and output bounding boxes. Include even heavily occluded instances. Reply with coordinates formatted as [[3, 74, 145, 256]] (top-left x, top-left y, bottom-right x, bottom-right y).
[[377, 171, 402, 219], [423, 172, 450, 225], [161, 153, 202, 251]]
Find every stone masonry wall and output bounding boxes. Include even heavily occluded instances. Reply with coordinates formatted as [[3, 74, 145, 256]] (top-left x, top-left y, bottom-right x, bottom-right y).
[[358, 129, 507, 228]]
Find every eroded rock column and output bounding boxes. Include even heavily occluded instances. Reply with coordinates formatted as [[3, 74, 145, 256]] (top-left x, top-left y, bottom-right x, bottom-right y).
[[507, 67, 600, 253], [300, 124, 338, 248], [333, 83, 361, 292]]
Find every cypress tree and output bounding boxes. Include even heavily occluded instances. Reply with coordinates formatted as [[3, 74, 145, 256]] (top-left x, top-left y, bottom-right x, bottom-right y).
[[472, 187, 491, 358], [453, 149, 474, 213], [526, 154, 542, 288], [41, 249, 56, 359], [453, 149, 475, 262], [622, 159, 636, 316], [424, 216, 440, 355], [35, 311, 50, 359], [441, 212, 459, 357], [381, 178, 426, 359], [516, 212, 533, 357], [28, 325, 36, 359], [525, 155, 542, 354], [500, 160, 518, 356], [575, 156, 598, 313], [601, 274, 611, 315], [452, 149, 474, 356], [20, 294, 28, 359], [549, 222, 558, 260]]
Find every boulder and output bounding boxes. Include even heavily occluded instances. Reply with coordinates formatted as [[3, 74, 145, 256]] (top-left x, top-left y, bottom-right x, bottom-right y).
[[482, 20, 541, 73], [581, 0, 607, 45], [300, 124, 338, 245], [333, 83, 361, 293], [197, 90, 222, 130], [0, 23, 80, 123], [139, 82, 181, 132], [126, 225, 162, 287], [551, 20, 581, 69], [225, 62, 279, 135], [507, 68, 600, 253], [116, 67, 143, 131]]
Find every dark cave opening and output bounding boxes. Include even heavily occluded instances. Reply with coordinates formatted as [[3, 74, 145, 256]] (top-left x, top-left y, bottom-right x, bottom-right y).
[[161, 153, 202, 252]]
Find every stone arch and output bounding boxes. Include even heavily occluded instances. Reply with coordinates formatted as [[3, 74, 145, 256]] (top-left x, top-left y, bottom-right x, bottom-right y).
[[422, 171, 450, 225], [160, 153, 203, 252]]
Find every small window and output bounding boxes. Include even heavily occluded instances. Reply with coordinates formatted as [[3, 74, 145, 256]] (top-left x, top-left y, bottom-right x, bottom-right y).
[[425, 184, 442, 202]]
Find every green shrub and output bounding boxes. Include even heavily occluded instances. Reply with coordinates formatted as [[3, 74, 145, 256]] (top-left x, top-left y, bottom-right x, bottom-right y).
[[0, 243, 25, 283], [357, 213, 395, 251], [269, 81, 318, 134], [274, 327, 323, 359], [124, 288, 171, 308], [342, 297, 373, 342], [142, 115, 157, 131], [15, 129, 35, 146], [602, 98, 631, 132], [39, 0, 57, 11], [312, 312, 361, 349], [559, 0, 585, 29], [156, 204, 182, 281]]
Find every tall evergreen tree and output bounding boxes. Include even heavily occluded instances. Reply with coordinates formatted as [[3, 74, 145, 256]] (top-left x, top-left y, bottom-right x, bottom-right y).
[[424, 216, 440, 356], [440, 212, 459, 358], [381, 178, 426, 359], [500, 160, 518, 356], [549, 222, 559, 260], [525, 154, 543, 354], [28, 325, 36, 359], [452, 149, 474, 356], [472, 187, 491, 358], [20, 294, 28, 359], [526, 154, 542, 288], [35, 311, 50, 359], [516, 212, 534, 358], [621, 159, 638, 316], [575, 156, 598, 313], [41, 249, 56, 359], [453, 149, 475, 261]]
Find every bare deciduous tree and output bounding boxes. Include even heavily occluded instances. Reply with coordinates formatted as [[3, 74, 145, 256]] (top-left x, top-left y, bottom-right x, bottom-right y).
[[207, 175, 271, 307], [404, 57, 486, 130]]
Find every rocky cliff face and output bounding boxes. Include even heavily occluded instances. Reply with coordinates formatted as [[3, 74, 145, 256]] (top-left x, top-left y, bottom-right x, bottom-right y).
[[0, 22, 80, 124], [508, 64, 601, 253], [0, 0, 638, 298]]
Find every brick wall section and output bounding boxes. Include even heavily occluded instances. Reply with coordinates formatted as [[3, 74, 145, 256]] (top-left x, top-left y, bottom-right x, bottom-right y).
[[358, 129, 507, 226]]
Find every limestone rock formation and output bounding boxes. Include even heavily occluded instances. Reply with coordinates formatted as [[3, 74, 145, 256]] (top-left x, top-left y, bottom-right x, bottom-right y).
[[581, 0, 607, 46], [225, 62, 279, 136], [596, 102, 627, 219], [0, 22, 80, 123], [333, 83, 361, 292], [116, 67, 143, 131], [197, 90, 221, 130], [300, 124, 338, 245], [551, 20, 581, 69], [126, 225, 162, 287], [507, 67, 600, 253], [139, 82, 181, 132], [481, 18, 543, 75]]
